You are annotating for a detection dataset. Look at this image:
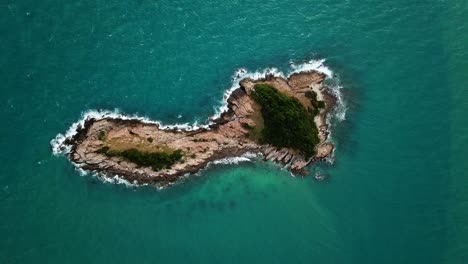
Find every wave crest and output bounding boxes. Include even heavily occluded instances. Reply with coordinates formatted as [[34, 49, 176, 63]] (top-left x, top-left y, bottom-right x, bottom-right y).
[[51, 59, 346, 167]]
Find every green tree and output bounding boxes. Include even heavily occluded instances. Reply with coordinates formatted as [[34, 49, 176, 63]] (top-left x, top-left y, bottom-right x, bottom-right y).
[[251, 84, 320, 158]]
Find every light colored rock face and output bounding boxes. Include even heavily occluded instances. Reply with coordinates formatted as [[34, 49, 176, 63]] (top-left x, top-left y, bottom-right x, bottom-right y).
[[73, 116, 259, 179], [68, 71, 336, 186]]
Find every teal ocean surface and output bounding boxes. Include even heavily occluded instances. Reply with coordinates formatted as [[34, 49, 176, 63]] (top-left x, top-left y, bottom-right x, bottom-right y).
[[1, 0, 468, 263]]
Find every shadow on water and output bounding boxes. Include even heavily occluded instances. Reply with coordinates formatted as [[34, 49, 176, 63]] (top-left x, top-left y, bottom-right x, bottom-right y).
[[229, 200, 236, 209], [215, 202, 225, 212], [222, 185, 231, 193], [198, 199, 206, 209], [188, 199, 238, 214]]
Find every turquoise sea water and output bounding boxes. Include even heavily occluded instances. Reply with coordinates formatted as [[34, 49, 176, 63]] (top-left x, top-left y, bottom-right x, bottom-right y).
[[1, 0, 468, 263]]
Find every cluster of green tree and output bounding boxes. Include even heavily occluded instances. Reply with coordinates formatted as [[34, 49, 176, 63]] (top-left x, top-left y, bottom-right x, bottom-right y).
[[251, 84, 320, 158], [98, 131, 106, 141], [96, 147, 183, 171]]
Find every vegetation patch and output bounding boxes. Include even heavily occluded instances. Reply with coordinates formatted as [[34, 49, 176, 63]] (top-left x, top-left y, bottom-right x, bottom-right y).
[[96, 146, 109, 154], [96, 147, 183, 171], [241, 122, 254, 130], [251, 84, 320, 158], [98, 131, 106, 141]]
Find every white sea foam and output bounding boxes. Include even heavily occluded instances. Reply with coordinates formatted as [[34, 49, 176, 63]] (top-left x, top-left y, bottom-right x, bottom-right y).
[[101, 175, 144, 187], [322, 77, 347, 165], [51, 59, 346, 185], [52, 59, 341, 156], [211, 152, 258, 165], [211, 157, 251, 165], [85, 169, 147, 187], [195, 152, 259, 179], [210, 59, 335, 121], [76, 166, 89, 177], [209, 67, 284, 121], [50, 109, 211, 156], [326, 79, 347, 122], [289, 59, 333, 78], [66, 159, 148, 187]]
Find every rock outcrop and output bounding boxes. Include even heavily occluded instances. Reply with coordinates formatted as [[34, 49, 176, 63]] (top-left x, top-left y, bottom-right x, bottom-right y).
[[58, 71, 336, 187]]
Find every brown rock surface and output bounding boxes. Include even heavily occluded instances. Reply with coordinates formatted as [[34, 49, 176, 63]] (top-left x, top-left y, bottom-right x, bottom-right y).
[[60, 71, 337, 187]]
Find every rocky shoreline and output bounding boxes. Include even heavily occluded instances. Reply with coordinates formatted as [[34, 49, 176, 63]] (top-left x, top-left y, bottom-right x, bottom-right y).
[[55, 70, 337, 187]]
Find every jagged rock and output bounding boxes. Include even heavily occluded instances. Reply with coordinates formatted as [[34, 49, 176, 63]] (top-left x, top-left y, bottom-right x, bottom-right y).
[[275, 150, 288, 162], [283, 154, 293, 164], [263, 146, 275, 157], [315, 143, 334, 159], [265, 150, 278, 160], [58, 71, 337, 187], [290, 157, 309, 173]]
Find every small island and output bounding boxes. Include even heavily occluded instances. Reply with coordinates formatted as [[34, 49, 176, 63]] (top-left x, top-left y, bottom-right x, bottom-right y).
[[55, 70, 337, 187]]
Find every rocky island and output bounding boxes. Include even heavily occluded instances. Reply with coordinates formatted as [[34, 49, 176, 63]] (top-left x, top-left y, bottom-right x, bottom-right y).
[[54, 70, 337, 187]]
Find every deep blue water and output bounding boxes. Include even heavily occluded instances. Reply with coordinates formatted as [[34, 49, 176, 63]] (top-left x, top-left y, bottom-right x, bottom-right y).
[[1, 0, 467, 263]]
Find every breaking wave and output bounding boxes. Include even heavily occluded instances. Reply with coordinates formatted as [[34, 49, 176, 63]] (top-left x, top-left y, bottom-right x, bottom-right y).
[[50, 59, 347, 186], [325, 77, 346, 122], [71, 163, 148, 187], [51, 59, 345, 156], [50, 108, 210, 155], [210, 152, 258, 165]]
